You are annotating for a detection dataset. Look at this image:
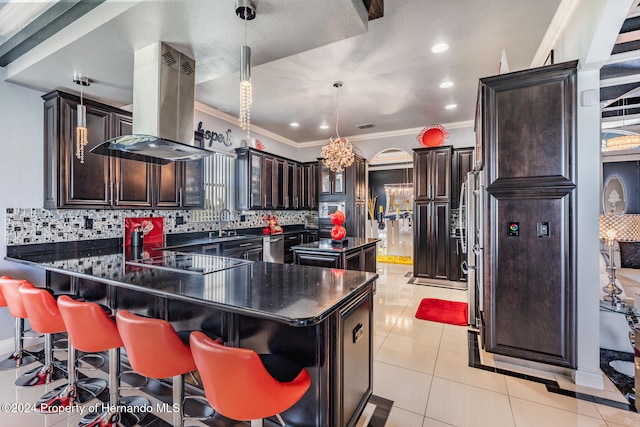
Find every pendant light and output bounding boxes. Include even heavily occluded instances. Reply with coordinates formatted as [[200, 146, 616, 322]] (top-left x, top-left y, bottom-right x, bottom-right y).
[[606, 97, 640, 151], [321, 81, 355, 172], [73, 74, 90, 163], [236, 0, 256, 141]]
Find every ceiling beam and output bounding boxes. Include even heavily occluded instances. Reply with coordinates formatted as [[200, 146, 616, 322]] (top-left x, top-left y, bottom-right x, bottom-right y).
[[0, 0, 106, 67]]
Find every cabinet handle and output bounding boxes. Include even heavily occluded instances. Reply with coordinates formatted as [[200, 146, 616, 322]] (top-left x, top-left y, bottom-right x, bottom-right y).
[[239, 242, 252, 247], [264, 194, 267, 207], [295, 196, 299, 208], [115, 182, 120, 200], [110, 182, 114, 203], [179, 187, 183, 206]]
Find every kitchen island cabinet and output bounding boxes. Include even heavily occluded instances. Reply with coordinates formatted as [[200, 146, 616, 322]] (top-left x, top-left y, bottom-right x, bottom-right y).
[[292, 238, 379, 273], [6, 244, 376, 427]]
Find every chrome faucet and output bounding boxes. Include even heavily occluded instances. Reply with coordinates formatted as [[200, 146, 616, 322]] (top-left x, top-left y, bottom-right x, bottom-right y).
[[218, 208, 233, 237]]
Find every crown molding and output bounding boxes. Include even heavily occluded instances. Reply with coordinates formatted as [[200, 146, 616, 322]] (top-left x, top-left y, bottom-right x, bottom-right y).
[[195, 101, 300, 148], [196, 101, 474, 148], [297, 120, 475, 148]]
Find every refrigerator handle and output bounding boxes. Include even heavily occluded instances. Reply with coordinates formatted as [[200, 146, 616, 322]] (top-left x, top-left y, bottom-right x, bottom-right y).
[[459, 181, 467, 253]]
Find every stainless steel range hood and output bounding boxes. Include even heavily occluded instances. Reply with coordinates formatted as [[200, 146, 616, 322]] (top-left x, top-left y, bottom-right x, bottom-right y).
[[91, 42, 212, 165]]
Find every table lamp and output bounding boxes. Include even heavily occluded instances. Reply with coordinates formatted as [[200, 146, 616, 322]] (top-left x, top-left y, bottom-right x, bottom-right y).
[[599, 214, 640, 305]]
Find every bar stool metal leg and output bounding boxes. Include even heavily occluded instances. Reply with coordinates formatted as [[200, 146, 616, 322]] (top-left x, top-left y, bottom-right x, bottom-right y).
[[0, 318, 40, 370], [15, 332, 65, 386]]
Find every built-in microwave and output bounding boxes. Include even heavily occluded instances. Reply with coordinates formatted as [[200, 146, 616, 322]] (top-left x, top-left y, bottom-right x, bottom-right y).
[[319, 201, 346, 218]]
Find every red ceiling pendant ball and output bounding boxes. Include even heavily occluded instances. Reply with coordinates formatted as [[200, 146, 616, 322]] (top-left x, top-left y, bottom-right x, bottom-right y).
[[417, 124, 449, 147]]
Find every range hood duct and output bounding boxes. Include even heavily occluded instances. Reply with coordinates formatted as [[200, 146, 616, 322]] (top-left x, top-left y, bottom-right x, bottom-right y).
[[91, 42, 212, 165]]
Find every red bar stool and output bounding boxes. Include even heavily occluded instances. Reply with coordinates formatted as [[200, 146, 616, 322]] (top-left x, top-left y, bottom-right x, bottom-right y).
[[57, 295, 150, 427], [0, 277, 42, 372], [19, 284, 107, 411], [16, 281, 67, 387], [115, 310, 218, 427], [189, 331, 311, 427]]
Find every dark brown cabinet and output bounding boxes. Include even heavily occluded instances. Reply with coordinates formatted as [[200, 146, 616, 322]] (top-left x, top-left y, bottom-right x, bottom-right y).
[[480, 61, 577, 368], [414, 147, 451, 201], [300, 162, 318, 209], [284, 233, 302, 264], [221, 237, 263, 261], [413, 147, 453, 280], [320, 163, 345, 195], [235, 147, 316, 211], [318, 155, 367, 239], [43, 90, 203, 209], [414, 201, 450, 280], [43, 90, 151, 208]]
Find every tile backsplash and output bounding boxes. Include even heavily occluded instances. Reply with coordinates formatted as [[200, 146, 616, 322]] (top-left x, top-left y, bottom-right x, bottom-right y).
[[5, 208, 314, 246]]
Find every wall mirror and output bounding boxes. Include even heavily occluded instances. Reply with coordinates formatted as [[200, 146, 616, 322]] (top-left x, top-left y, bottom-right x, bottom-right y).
[[603, 175, 626, 214]]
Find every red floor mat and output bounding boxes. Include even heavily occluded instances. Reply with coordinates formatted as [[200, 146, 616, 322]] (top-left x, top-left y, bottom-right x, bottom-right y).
[[415, 298, 468, 326]]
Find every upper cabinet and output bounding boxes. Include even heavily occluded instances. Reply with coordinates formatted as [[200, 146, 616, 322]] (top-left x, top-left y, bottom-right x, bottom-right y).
[[414, 146, 452, 201], [43, 90, 203, 209], [235, 147, 316, 211], [320, 163, 345, 195]]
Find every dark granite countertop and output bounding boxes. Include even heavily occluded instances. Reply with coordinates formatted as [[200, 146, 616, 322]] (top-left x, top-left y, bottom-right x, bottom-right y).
[[158, 226, 313, 250], [292, 237, 381, 253], [5, 245, 377, 326]]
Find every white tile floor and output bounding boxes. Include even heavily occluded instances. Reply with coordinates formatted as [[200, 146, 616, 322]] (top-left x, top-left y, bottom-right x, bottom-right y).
[[1, 263, 640, 426], [373, 263, 640, 427]]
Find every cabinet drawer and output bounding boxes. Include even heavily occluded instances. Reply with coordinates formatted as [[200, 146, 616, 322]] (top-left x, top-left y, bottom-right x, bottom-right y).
[[222, 237, 262, 251]]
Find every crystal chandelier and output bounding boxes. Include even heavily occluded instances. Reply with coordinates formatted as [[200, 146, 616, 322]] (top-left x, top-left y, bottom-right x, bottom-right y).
[[236, 0, 255, 141], [605, 98, 640, 151], [73, 74, 90, 163], [322, 81, 355, 172]]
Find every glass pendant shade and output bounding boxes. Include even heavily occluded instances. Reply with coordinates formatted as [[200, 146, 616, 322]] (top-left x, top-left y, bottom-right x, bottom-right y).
[[75, 104, 89, 163], [239, 45, 252, 138]]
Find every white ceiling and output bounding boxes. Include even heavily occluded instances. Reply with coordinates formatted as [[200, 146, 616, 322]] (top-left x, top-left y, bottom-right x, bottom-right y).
[[1, 0, 562, 144]]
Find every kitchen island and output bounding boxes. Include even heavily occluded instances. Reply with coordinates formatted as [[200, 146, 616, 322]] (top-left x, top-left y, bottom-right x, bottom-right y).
[[292, 237, 380, 272], [5, 243, 377, 427]]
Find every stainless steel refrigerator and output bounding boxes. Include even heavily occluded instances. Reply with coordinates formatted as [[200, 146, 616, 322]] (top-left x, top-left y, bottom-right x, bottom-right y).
[[462, 169, 484, 328]]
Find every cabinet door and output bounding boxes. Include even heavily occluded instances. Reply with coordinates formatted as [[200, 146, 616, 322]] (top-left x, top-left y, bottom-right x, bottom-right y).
[[413, 147, 451, 201], [61, 99, 111, 207], [112, 114, 153, 207], [413, 203, 430, 278], [286, 162, 299, 209], [413, 201, 450, 279], [182, 158, 204, 208], [345, 251, 361, 271], [363, 244, 377, 273], [155, 162, 181, 207], [321, 162, 332, 194], [263, 156, 275, 208], [310, 163, 318, 208], [249, 151, 263, 209], [274, 159, 286, 209], [355, 158, 367, 202]]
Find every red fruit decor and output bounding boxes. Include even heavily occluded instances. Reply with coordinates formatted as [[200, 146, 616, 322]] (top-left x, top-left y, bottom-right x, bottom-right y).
[[330, 225, 347, 241], [330, 210, 345, 226]]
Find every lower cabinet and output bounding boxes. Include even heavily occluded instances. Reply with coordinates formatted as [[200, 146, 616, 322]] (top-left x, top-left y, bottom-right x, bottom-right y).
[[293, 240, 378, 272], [221, 238, 263, 261], [284, 233, 302, 264]]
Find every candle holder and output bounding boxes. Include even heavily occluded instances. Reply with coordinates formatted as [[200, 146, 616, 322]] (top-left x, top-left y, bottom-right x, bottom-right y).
[[602, 229, 624, 306]]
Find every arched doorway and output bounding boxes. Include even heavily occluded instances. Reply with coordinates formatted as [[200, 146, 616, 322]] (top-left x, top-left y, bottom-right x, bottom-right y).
[[368, 149, 413, 265]]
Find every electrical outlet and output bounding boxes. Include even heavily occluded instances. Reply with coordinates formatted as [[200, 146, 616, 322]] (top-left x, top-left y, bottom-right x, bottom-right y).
[[240, 215, 246, 222], [175, 216, 185, 225], [84, 217, 94, 230]]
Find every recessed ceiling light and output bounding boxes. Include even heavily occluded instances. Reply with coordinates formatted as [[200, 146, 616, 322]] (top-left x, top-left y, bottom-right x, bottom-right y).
[[431, 43, 449, 53], [445, 103, 457, 110], [439, 81, 454, 89], [290, 122, 300, 127], [319, 123, 329, 130]]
